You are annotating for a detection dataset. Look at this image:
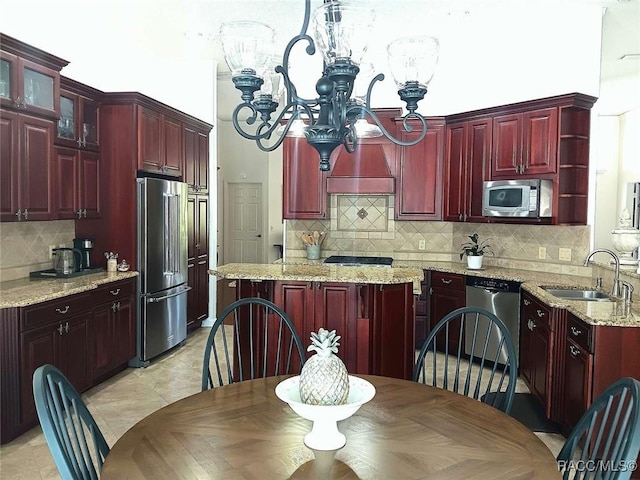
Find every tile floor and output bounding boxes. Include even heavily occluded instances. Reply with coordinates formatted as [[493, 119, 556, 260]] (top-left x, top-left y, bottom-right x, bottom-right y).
[[0, 327, 567, 479]]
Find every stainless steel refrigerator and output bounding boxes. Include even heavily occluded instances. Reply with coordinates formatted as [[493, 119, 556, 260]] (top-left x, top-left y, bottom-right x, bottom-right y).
[[133, 177, 190, 366]]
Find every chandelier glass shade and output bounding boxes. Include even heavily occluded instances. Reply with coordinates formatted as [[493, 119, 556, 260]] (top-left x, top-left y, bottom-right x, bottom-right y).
[[220, 0, 439, 171]]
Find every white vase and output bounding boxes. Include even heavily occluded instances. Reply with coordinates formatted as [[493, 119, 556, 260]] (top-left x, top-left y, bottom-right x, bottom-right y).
[[466, 255, 483, 269]]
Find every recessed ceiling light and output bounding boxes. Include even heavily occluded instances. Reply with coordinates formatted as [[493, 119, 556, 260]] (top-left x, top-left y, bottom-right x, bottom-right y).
[[619, 54, 640, 60]]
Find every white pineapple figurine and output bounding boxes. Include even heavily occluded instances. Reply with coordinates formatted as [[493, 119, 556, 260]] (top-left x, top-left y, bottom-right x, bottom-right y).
[[299, 328, 349, 405]]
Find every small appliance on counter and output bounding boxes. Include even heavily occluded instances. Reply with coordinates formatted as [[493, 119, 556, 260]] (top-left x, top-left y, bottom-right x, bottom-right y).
[[73, 237, 95, 270], [30, 245, 105, 279]]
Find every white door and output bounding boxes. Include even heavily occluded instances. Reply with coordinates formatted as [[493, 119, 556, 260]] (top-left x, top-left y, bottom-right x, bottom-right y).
[[225, 182, 264, 263]]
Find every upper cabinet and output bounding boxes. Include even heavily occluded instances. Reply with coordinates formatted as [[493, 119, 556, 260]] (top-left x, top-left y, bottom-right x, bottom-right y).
[[283, 136, 328, 219], [0, 33, 68, 120], [138, 105, 183, 176], [491, 108, 558, 178], [394, 117, 445, 220], [183, 123, 210, 193], [444, 118, 492, 222], [56, 76, 102, 151]]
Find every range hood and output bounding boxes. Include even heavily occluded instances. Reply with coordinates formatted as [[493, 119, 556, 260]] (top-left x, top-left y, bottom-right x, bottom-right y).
[[326, 143, 395, 194]]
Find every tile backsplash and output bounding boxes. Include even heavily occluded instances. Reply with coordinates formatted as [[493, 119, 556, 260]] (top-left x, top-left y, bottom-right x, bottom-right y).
[[285, 195, 593, 275], [0, 220, 76, 282]]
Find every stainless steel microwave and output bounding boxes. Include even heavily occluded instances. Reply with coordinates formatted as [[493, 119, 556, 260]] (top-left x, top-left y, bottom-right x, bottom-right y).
[[482, 179, 553, 218]]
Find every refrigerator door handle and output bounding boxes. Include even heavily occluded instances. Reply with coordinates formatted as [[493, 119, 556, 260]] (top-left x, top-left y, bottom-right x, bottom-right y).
[[147, 286, 192, 303], [164, 193, 179, 275]]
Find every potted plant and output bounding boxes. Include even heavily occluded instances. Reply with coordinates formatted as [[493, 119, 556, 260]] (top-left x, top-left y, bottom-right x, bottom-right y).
[[459, 233, 493, 269]]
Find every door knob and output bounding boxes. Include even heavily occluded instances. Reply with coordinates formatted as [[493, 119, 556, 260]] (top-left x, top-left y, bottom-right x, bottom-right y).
[[255, 234, 262, 238]]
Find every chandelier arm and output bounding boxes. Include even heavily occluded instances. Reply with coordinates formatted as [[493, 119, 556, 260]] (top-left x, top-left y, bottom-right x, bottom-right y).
[[342, 126, 357, 154], [348, 106, 428, 146], [364, 73, 385, 108], [231, 103, 271, 141]]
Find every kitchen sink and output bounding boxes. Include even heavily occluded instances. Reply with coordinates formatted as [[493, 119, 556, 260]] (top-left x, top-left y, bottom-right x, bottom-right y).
[[540, 286, 613, 302]]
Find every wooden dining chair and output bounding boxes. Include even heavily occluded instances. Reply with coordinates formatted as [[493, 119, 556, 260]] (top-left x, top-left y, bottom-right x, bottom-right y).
[[413, 306, 517, 413], [557, 377, 640, 480], [32, 364, 109, 480], [202, 297, 307, 390]]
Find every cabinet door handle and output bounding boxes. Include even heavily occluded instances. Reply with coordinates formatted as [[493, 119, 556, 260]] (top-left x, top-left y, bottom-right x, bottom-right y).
[[195, 243, 201, 249], [56, 306, 70, 314], [64, 322, 69, 334], [82, 208, 87, 218], [570, 326, 582, 336], [317, 282, 322, 290], [528, 319, 536, 331], [111, 302, 120, 312], [306, 282, 312, 289], [23, 208, 28, 220], [523, 299, 531, 306], [536, 309, 545, 318], [441, 278, 452, 285], [110, 288, 121, 296], [15, 209, 22, 220], [77, 137, 83, 147], [57, 323, 64, 335], [569, 345, 580, 356]]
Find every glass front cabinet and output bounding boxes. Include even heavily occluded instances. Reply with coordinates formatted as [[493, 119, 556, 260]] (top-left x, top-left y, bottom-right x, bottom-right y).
[[56, 77, 101, 151], [0, 34, 68, 119]]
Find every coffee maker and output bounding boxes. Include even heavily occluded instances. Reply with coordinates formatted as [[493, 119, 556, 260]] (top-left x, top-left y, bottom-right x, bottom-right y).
[[73, 237, 94, 270]]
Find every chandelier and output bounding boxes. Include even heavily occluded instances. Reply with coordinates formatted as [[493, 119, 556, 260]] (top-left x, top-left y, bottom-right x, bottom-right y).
[[220, 0, 439, 172]]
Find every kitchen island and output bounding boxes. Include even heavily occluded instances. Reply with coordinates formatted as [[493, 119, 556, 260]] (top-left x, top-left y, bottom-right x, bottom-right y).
[[210, 263, 424, 380]]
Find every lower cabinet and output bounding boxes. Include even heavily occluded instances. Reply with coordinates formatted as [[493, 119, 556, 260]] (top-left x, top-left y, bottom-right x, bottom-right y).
[[429, 272, 466, 352], [0, 276, 138, 445], [414, 271, 429, 349], [90, 279, 136, 382], [266, 280, 414, 379], [519, 290, 555, 417]]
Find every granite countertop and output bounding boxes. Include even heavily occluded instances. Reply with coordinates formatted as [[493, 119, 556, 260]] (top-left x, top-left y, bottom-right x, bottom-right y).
[[209, 263, 425, 294], [213, 259, 639, 328], [0, 271, 139, 308]]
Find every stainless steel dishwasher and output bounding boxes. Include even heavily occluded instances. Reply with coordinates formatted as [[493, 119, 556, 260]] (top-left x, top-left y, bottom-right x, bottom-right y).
[[465, 276, 521, 366]]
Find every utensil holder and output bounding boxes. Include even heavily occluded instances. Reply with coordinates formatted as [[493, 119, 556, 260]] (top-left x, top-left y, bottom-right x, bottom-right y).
[[306, 245, 321, 260]]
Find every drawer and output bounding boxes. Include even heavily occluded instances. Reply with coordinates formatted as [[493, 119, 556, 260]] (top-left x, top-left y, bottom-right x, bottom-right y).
[[21, 293, 93, 331], [432, 272, 465, 291], [92, 278, 136, 305], [521, 293, 552, 330], [566, 314, 593, 353]]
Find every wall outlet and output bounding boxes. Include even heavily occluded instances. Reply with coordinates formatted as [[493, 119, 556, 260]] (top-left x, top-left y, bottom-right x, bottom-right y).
[[559, 247, 572, 262], [48, 245, 56, 259], [538, 247, 546, 260], [418, 239, 426, 250]]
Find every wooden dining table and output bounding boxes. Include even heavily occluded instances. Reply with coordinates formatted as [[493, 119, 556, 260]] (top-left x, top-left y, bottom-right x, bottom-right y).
[[101, 375, 561, 479]]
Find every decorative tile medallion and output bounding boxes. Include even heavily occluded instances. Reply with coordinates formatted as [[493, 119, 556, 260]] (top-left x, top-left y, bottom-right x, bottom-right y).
[[337, 196, 388, 232]]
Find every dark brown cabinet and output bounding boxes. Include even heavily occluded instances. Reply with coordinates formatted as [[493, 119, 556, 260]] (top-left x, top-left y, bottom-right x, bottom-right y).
[[0, 34, 68, 120], [429, 271, 465, 352], [414, 271, 429, 349], [184, 124, 210, 193], [394, 118, 445, 220], [491, 108, 558, 178], [54, 148, 100, 220], [18, 294, 92, 430], [273, 280, 414, 379], [56, 77, 101, 151], [89, 279, 136, 382], [187, 195, 209, 331], [138, 106, 183, 176], [0, 110, 54, 221], [444, 118, 492, 222], [282, 137, 327, 219], [520, 291, 555, 416]]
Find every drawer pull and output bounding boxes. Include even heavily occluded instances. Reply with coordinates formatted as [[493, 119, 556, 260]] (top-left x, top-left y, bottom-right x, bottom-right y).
[[536, 309, 545, 318], [441, 278, 453, 285], [110, 288, 121, 296], [56, 306, 70, 314], [523, 299, 531, 306], [570, 326, 582, 336], [569, 345, 581, 356]]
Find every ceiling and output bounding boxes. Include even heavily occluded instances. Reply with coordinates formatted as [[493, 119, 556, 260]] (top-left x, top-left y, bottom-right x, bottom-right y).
[[167, 0, 638, 117]]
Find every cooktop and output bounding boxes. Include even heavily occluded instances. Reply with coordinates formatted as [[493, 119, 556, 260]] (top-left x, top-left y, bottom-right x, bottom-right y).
[[323, 256, 393, 267]]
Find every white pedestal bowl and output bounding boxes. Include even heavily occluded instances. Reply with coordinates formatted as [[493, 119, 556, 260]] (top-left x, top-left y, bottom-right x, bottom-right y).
[[275, 375, 376, 451]]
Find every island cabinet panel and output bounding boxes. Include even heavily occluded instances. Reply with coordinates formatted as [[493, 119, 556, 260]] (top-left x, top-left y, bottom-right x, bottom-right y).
[[369, 282, 415, 380], [282, 137, 327, 219]]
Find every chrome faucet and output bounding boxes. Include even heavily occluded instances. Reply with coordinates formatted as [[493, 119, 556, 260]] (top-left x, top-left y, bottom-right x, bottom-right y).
[[583, 248, 620, 298]]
